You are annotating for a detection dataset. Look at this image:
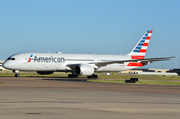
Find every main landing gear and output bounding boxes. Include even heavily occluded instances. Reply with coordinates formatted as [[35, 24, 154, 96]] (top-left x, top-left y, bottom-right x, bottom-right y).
[[68, 74, 78, 78], [87, 74, 98, 79], [68, 74, 98, 79], [13, 70, 20, 77]]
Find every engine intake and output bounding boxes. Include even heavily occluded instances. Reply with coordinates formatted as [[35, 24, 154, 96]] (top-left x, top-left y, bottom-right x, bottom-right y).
[[74, 64, 94, 76]]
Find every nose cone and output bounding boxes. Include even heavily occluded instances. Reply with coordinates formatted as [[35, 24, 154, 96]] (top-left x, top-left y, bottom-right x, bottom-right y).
[[2, 61, 10, 69], [2, 61, 15, 70]]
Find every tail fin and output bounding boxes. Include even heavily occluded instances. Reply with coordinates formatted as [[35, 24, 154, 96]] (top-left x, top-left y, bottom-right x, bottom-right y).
[[128, 30, 153, 59]]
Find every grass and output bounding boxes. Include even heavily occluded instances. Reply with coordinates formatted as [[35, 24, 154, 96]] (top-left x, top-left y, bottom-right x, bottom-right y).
[[0, 71, 180, 86]]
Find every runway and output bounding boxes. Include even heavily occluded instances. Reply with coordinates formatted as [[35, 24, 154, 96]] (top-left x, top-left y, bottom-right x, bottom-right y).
[[0, 77, 180, 119]]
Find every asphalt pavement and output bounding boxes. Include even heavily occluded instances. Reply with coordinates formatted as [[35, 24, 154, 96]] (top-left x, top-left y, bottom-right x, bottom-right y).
[[0, 77, 180, 119]]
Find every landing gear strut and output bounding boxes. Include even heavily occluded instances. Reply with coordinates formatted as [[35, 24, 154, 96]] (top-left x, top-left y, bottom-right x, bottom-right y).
[[68, 74, 78, 78], [87, 74, 98, 79], [13, 70, 20, 77]]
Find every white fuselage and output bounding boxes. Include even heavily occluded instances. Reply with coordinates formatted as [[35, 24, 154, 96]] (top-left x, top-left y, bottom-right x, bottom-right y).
[[3, 52, 140, 72]]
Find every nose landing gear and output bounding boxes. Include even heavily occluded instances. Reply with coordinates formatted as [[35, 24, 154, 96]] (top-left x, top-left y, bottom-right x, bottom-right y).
[[13, 70, 20, 77]]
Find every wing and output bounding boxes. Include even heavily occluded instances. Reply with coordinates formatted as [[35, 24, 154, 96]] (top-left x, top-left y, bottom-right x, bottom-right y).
[[66, 56, 175, 70], [92, 56, 176, 67]]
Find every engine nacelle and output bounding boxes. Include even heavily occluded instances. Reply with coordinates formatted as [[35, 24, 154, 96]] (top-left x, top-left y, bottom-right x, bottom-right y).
[[36, 71, 54, 75], [74, 64, 94, 76]]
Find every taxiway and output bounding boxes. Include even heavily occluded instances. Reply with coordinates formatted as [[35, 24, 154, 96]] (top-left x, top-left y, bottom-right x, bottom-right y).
[[0, 77, 180, 119]]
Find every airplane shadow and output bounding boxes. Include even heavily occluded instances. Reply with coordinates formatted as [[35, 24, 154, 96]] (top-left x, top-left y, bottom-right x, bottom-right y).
[[41, 78, 89, 82], [27, 76, 69, 78]]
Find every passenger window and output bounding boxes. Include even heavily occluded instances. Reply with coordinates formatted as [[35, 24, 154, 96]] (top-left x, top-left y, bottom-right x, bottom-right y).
[[7, 58, 11, 60]]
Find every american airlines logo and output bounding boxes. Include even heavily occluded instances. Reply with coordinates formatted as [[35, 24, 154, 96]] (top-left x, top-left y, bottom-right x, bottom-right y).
[[27, 54, 65, 63], [27, 54, 33, 62]]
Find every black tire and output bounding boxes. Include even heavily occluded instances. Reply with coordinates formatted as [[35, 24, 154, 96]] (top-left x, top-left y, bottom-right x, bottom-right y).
[[15, 74, 20, 77], [87, 75, 98, 79], [73, 75, 78, 78], [68, 74, 78, 78], [94, 75, 98, 79], [68, 74, 72, 78]]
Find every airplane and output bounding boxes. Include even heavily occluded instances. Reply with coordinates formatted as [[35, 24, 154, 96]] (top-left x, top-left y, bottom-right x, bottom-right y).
[[2, 30, 175, 78]]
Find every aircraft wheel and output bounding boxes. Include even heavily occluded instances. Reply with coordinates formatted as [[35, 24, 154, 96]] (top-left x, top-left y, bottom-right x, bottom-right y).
[[87, 75, 98, 79], [68, 74, 72, 78], [94, 75, 98, 79], [15, 74, 20, 77], [68, 74, 78, 78]]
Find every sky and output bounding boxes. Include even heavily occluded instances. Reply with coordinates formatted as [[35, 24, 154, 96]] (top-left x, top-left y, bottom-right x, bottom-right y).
[[0, 0, 180, 69]]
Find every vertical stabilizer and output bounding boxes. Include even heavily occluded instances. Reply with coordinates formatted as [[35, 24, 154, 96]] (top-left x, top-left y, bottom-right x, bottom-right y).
[[128, 30, 153, 59]]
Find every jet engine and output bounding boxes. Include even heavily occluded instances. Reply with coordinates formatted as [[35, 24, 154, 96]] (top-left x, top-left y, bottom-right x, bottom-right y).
[[74, 64, 94, 76], [36, 71, 54, 75]]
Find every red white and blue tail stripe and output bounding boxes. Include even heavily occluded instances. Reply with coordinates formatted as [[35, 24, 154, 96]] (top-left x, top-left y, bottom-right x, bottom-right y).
[[128, 30, 153, 59]]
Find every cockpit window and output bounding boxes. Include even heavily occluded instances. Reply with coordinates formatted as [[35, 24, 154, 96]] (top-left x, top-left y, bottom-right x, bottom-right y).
[[7, 58, 15, 60]]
